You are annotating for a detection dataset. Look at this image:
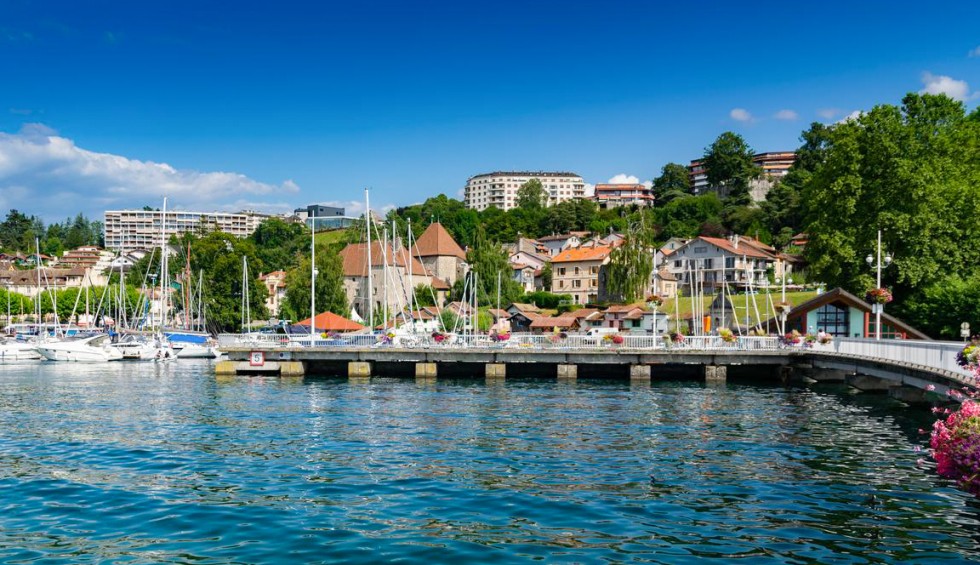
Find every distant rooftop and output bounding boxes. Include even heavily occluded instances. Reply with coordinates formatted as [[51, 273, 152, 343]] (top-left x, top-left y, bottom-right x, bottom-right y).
[[468, 171, 582, 180]]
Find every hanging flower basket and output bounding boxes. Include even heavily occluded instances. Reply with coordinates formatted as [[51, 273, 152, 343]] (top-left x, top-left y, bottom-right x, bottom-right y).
[[817, 334, 833, 345], [782, 330, 803, 345], [490, 332, 510, 342], [603, 333, 624, 345], [718, 328, 736, 343], [866, 288, 893, 305], [775, 302, 792, 314], [646, 295, 664, 308], [431, 331, 447, 343], [549, 332, 568, 344]]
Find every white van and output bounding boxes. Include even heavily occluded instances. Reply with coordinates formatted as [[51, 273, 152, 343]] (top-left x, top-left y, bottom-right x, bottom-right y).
[[585, 327, 619, 337]]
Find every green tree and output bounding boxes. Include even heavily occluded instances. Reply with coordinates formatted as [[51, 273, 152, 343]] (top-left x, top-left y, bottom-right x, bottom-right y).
[[280, 249, 348, 324], [466, 225, 523, 305], [606, 223, 655, 303], [703, 132, 760, 205], [894, 273, 980, 340], [250, 218, 307, 272], [652, 162, 692, 205], [516, 178, 547, 210], [413, 284, 437, 307], [802, 93, 980, 298]]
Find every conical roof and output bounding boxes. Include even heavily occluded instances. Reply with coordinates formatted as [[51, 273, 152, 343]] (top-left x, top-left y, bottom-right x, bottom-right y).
[[414, 222, 466, 259]]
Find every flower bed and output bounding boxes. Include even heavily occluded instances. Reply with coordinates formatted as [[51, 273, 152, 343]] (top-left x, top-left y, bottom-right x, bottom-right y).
[[928, 339, 980, 496]]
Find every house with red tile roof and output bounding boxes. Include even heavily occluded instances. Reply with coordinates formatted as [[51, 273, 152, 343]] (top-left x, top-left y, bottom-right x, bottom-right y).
[[550, 245, 613, 305], [296, 311, 366, 333], [339, 241, 435, 320], [666, 235, 778, 293], [414, 222, 467, 286]]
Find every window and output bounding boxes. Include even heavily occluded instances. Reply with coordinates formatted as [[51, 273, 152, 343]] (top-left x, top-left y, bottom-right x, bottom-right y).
[[725, 257, 735, 269], [573, 280, 582, 288], [574, 267, 580, 275], [816, 303, 849, 337], [674, 261, 682, 268], [694, 246, 707, 253], [704, 258, 713, 269], [558, 267, 566, 276], [559, 280, 565, 289]]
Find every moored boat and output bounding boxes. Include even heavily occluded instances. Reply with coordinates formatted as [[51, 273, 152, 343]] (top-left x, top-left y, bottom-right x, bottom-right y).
[[36, 334, 125, 363]]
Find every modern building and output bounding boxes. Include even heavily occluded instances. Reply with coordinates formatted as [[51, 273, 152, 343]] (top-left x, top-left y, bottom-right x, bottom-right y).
[[593, 183, 654, 208], [463, 171, 586, 211], [292, 205, 358, 231], [104, 209, 266, 253], [688, 151, 796, 202], [757, 288, 929, 340]]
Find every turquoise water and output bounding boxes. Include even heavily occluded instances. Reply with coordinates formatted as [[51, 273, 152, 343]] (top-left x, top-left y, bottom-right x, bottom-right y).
[[0, 362, 978, 563]]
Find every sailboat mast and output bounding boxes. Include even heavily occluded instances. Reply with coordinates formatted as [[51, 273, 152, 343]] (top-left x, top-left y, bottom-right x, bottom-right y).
[[185, 241, 191, 330], [365, 189, 374, 328], [160, 198, 168, 330], [310, 208, 316, 339]]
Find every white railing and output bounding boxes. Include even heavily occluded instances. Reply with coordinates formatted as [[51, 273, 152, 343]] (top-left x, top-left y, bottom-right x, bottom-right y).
[[830, 337, 974, 379], [217, 332, 780, 352]]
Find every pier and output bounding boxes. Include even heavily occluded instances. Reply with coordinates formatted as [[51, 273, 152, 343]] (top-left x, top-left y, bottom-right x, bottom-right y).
[[216, 335, 976, 401]]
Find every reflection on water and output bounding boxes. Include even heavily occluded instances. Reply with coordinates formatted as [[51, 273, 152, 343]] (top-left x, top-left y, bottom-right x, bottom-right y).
[[0, 361, 977, 563]]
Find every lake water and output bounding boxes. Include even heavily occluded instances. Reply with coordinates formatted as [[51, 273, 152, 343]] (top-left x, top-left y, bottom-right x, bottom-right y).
[[1, 361, 978, 563]]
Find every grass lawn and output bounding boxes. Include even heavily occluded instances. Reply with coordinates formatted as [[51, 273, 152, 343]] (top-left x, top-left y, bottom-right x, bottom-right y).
[[659, 290, 818, 327], [313, 230, 347, 247]]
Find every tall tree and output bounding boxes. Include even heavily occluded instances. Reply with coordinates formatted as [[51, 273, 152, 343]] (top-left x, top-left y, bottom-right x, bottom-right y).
[[515, 178, 547, 210], [652, 162, 692, 205], [803, 93, 980, 300], [606, 222, 656, 303], [466, 225, 523, 305], [702, 132, 760, 205]]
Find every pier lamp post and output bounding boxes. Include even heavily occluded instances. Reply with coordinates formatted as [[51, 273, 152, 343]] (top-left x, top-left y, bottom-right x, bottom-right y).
[[865, 229, 892, 340], [775, 276, 792, 335]]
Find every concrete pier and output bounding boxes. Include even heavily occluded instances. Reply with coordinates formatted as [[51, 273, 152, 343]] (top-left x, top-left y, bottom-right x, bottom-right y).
[[557, 364, 577, 380], [704, 365, 727, 383], [486, 363, 506, 380], [415, 362, 437, 378], [629, 365, 651, 382], [348, 361, 372, 378]]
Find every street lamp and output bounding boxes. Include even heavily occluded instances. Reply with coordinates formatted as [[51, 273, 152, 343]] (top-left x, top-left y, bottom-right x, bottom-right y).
[[865, 229, 892, 340]]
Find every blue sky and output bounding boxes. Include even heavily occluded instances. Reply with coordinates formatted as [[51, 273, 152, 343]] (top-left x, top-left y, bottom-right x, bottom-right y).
[[1, 0, 978, 223]]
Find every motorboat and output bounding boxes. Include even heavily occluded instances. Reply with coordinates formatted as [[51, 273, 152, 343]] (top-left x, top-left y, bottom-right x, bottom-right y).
[[0, 338, 43, 363], [110, 334, 176, 361], [36, 334, 125, 363], [174, 342, 220, 359]]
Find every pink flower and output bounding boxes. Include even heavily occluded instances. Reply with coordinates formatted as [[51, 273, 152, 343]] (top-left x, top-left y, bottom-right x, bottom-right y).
[[913, 446, 922, 452], [926, 384, 936, 391]]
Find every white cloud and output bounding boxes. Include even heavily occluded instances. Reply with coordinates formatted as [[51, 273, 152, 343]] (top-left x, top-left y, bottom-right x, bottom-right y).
[[774, 109, 798, 121], [729, 108, 753, 122], [969, 46, 980, 58], [605, 174, 653, 189], [608, 174, 639, 184], [919, 71, 972, 102], [836, 110, 864, 124], [817, 108, 841, 120], [0, 124, 300, 223]]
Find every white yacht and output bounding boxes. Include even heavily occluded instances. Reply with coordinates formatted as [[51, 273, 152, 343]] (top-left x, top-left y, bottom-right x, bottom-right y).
[[0, 338, 43, 363], [36, 334, 125, 363]]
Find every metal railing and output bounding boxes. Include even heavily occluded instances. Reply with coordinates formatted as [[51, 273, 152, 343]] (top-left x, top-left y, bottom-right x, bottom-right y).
[[217, 332, 781, 352], [830, 337, 974, 379]]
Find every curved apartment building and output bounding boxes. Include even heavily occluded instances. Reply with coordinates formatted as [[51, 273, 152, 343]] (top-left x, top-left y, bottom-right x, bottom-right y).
[[463, 171, 586, 211]]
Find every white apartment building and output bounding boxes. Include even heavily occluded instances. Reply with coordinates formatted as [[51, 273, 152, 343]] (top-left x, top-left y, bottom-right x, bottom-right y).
[[688, 151, 796, 202], [463, 171, 586, 211], [104, 209, 265, 252]]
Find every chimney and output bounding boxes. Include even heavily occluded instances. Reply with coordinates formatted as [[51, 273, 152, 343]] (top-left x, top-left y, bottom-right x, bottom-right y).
[[732, 235, 739, 249]]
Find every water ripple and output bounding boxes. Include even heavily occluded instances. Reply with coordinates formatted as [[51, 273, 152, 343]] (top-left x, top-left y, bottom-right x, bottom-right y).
[[0, 363, 978, 563]]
